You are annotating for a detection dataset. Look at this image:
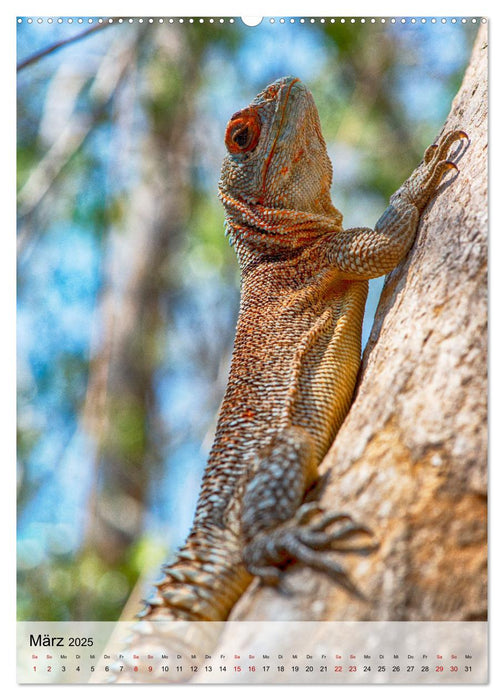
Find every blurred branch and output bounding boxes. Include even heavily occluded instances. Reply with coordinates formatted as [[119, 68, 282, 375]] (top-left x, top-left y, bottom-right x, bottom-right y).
[[17, 21, 111, 72]]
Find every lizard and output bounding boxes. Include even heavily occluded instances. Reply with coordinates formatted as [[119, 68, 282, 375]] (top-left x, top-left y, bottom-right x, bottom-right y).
[[139, 75, 467, 624]]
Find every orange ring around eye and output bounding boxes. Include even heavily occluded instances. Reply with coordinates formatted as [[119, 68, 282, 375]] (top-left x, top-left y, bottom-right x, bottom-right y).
[[225, 107, 261, 154]]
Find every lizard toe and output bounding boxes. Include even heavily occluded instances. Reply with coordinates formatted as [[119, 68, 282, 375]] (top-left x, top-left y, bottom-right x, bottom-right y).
[[243, 507, 376, 597]]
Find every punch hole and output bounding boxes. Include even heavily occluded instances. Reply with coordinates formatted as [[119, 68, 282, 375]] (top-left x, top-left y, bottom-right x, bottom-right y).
[[241, 17, 263, 26]]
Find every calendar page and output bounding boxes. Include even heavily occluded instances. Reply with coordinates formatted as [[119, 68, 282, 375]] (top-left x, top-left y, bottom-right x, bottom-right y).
[[16, 13, 488, 685]]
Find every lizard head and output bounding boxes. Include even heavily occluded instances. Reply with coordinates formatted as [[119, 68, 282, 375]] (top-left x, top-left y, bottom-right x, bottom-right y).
[[219, 76, 338, 219]]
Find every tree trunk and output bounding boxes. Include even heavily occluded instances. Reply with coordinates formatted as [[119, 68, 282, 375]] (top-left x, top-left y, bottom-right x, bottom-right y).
[[229, 25, 488, 624]]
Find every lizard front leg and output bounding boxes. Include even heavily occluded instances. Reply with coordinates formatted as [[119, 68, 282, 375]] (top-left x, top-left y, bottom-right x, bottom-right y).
[[328, 130, 468, 280], [240, 130, 468, 597]]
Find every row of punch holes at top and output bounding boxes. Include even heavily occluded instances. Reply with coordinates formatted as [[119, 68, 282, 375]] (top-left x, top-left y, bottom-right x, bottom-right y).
[[17, 17, 486, 25]]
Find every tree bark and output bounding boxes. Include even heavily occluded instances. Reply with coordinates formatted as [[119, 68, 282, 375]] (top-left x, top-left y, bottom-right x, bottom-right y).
[[229, 25, 488, 624]]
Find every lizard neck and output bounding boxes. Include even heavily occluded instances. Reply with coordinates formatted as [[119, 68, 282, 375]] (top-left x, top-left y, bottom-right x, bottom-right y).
[[219, 190, 343, 267]]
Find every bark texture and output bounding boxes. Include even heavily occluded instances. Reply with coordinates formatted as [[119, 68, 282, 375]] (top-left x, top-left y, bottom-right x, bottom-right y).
[[229, 25, 488, 624]]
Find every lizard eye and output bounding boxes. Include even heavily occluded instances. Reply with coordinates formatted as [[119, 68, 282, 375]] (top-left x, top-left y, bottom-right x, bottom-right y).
[[225, 108, 261, 154]]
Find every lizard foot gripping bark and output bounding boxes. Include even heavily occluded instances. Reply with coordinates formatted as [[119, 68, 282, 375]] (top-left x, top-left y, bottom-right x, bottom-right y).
[[141, 76, 467, 623]]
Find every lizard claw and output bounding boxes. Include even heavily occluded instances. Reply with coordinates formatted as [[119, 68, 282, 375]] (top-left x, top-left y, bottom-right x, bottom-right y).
[[402, 128, 468, 212], [424, 129, 468, 162], [243, 506, 377, 597], [443, 161, 459, 174]]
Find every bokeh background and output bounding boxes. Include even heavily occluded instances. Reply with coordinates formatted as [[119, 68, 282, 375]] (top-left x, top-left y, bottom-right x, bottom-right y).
[[17, 16, 479, 621]]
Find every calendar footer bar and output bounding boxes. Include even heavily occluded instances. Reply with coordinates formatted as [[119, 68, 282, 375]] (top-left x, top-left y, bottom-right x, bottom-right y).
[[17, 620, 487, 684]]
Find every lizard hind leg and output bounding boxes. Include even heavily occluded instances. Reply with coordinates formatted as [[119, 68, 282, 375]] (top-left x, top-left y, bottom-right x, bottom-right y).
[[241, 426, 376, 596]]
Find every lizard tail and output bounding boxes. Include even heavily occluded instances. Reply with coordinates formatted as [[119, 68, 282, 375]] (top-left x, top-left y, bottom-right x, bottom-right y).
[[99, 533, 252, 683], [140, 530, 253, 622]]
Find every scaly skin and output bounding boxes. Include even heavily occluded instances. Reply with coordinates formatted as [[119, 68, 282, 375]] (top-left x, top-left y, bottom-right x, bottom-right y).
[[140, 76, 467, 622]]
